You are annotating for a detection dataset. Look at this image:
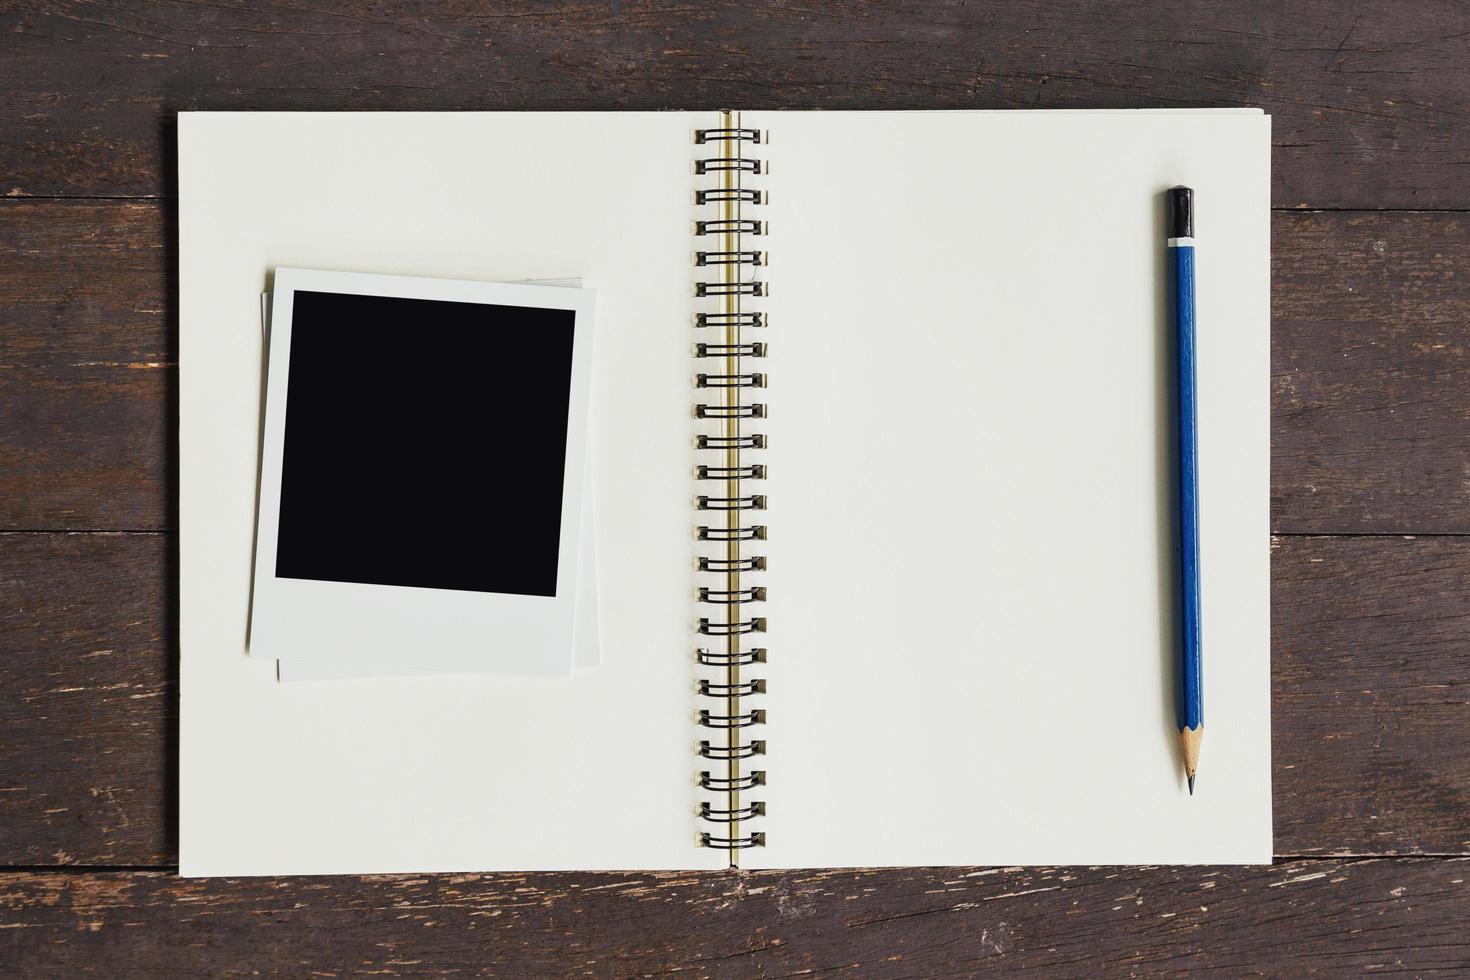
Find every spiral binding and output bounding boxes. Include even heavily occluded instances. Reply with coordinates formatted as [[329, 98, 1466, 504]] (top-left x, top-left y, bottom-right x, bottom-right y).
[[700, 739, 766, 760], [696, 404, 765, 420], [699, 587, 766, 605], [696, 281, 765, 298], [698, 434, 765, 451], [696, 342, 766, 358], [698, 617, 766, 636], [696, 373, 765, 388], [701, 833, 766, 849], [696, 219, 764, 237], [697, 494, 766, 511], [697, 524, 765, 542], [694, 111, 766, 862], [697, 311, 764, 329], [701, 770, 766, 790], [696, 646, 766, 666], [699, 555, 765, 572], [697, 464, 766, 481]]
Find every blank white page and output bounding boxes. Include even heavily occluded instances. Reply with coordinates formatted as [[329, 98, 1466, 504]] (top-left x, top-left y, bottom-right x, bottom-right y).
[[179, 112, 722, 874], [748, 110, 1272, 866]]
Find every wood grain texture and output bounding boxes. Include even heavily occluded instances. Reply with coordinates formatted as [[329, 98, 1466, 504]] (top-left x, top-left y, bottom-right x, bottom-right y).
[[2, 4, 1465, 970], [0, 533, 172, 866], [2, 533, 1465, 866], [1273, 211, 1470, 534], [1, 1, 1469, 207], [5, 202, 1470, 534], [0, 859, 1466, 977], [1272, 536, 1470, 855], [0, 201, 170, 531]]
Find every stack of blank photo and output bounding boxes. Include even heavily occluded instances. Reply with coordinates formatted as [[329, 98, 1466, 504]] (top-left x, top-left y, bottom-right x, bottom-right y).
[[254, 274, 601, 680]]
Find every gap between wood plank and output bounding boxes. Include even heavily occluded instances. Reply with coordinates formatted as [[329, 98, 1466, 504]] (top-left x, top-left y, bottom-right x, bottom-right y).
[[0, 854, 1463, 876], [4, 196, 1470, 215], [6, 530, 1469, 537]]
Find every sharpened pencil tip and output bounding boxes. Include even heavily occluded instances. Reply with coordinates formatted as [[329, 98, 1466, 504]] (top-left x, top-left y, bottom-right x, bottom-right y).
[[1187, 773, 1196, 795]]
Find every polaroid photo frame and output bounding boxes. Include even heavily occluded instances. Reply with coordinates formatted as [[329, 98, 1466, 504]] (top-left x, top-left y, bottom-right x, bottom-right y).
[[249, 268, 595, 674], [256, 282, 602, 681]]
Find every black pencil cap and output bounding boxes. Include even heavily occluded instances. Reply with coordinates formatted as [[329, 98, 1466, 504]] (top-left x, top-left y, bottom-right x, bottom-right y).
[[1168, 186, 1194, 239]]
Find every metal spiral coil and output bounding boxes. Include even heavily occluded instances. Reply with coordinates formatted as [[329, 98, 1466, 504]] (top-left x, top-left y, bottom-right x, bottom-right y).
[[696, 646, 766, 667], [695, 403, 765, 420], [700, 678, 766, 697], [701, 770, 767, 791], [699, 708, 766, 729], [696, 311, 764, 329], [698, 434, 765, 451], [696, 250, 765, 267], [701, 832, 766, 849], [697, 494, 766, 511], [694, 114, 766, 859], [697, 219, 765, 236], [697, 524, 766, 542], [696, 342, 766, 359], [694, 127, 762, 144], [698, 617, 766, 636], [699, 740, 766, 761], [697, 463, 766, 480], [696, 372, 765, 389], [700, 801, 766, 823], [695, 157, 762, 176], [696, 280, 765, 298], [699, 555, 766, 573], [696, 187, 763, 206], [699, 586, 766, 605]]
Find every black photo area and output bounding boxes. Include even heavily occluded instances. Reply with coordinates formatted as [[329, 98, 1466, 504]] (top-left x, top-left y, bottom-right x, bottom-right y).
[[274, 290, 576, 597]]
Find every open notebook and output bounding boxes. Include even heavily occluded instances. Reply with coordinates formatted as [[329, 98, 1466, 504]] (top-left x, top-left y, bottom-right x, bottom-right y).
[[179, 109, 1271, 875]]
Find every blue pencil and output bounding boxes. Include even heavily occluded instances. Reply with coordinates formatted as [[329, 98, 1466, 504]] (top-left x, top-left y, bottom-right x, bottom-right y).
[[1168, 186, 1203, 795]]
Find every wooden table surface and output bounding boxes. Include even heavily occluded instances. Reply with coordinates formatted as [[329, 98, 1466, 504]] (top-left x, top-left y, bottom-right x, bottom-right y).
[[2, 2, 1468, 976]]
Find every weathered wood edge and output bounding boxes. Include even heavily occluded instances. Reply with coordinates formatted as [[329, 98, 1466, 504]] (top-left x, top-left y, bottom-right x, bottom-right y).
[[0, 858, 1466, 977]]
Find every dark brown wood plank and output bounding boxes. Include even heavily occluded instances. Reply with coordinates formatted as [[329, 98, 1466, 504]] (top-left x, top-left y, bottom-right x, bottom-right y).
[[5, 202, 1468, 534], [2, 532, 1465, 865], [1273, 211, 1470, 534], [1, 2, 1469, 207], [0, 860, 1465, 977], [0, 201, 170, 532], [1272, 535, 1470, 855], [0, 533, 172, 866]]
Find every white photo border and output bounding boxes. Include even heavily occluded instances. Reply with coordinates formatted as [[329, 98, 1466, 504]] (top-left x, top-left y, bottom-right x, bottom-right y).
[[248, 267, 594, 675]]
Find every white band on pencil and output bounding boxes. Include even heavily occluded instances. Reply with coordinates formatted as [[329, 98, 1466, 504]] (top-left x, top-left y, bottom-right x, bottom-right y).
[[1168, 236, 1196, 248]]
